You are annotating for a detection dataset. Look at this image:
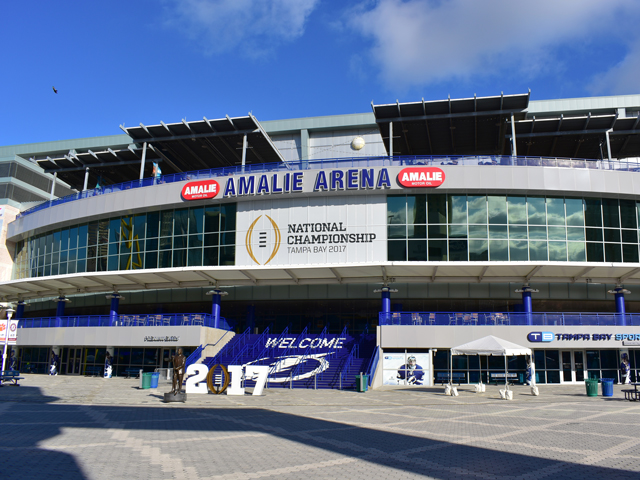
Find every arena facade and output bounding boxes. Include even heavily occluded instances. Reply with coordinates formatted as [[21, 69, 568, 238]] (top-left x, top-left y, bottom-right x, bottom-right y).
[[2, 91, 640, 389]]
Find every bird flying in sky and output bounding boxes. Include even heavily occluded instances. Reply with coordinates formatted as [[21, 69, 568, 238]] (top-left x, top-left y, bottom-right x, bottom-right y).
[[52, 86, 58, 94]]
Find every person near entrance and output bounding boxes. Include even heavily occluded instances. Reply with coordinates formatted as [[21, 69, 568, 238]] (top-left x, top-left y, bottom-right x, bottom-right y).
[[49, 352, 59, 376], [8, 350, 17, 371], [104, 352, 113, 379], [621, 353, 631, 384]]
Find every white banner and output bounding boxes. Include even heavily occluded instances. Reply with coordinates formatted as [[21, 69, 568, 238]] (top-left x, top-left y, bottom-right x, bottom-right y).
[[0, 320, 18, 344], [236, 195, 387, 266]]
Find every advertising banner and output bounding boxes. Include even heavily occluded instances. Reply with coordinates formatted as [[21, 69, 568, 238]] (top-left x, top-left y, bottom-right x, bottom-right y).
[[8, 319, 17, 345], [383, 352, 431, 386], [236, 196, 387, 266], [0, 320, 5, 343]]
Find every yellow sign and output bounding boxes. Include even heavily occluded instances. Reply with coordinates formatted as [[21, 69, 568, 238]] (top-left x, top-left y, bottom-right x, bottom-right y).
[[245, 215, 281, 265]]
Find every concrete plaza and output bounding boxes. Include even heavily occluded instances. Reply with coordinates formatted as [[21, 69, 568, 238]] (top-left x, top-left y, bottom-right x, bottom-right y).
[[1, 374, 639, 479]]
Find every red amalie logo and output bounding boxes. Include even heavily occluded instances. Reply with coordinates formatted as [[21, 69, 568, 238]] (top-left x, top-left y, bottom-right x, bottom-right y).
[[182, 180, 220, 200], [398, 167, 445, 188]]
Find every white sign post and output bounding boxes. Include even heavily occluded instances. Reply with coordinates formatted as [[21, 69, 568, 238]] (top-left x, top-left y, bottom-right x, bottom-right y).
[[1, 308, 15, 372]]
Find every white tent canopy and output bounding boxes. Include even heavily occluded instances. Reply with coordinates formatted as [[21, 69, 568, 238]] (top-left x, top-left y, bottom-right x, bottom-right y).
[[450, 335, 532, 356], [449, 335, 532, 392]]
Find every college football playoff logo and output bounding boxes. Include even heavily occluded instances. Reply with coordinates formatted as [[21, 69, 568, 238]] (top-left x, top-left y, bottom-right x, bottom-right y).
[[245, 215, 281, 265]]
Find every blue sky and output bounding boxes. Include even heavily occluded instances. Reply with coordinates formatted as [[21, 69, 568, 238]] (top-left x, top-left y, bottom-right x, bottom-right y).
[[3, 0, 640, 146]]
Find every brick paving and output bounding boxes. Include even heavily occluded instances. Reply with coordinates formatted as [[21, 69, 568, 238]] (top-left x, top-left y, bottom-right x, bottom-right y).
[[1, 374, 639, 479]]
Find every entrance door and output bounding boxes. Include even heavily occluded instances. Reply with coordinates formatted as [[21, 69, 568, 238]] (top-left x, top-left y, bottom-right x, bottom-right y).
[[67, 348, 83, 375], [561, 351, 585, 383]]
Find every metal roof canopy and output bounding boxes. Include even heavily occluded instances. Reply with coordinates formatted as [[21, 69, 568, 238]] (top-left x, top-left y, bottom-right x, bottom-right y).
[[372, 92, 531, 156], [37, 145, 162, 190], [2, 262, 640, 302], [123, 114, 285, 173], [513, 112, 640, 160]]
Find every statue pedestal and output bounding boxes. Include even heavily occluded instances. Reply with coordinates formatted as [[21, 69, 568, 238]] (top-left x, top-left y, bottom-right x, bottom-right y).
[[163, 392, 187, 403]]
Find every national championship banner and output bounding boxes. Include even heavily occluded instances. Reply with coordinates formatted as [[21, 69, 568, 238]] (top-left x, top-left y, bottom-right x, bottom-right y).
[[236, 196, 387, 266]]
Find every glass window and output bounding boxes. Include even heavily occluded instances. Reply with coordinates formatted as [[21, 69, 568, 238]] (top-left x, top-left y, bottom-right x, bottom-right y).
[[529, 226, 547, 240], [220, 246, 235, 265], [188, 248, 203, 266], [411, 195, 427, 224], [52, 231, 61, 252], [507, 196, 526, 224], [585, 199, 602, 227], [159, 251, 172, 268], [604, 229, 621, 243], [545, 350, 560, 370], [428, 194, 446, 224], [188, 235, 203, 248], [220, 204, 236, 231], [133, 214, 147, 239], [622, 230, 638, 243], [489, 225, 508, 239], [428, 225, 447, 239], [530, 241, 548, 261], [388, 240, 406, 261], [568, 242, 586, 262], [109, 218, 121, 243], [546, 198, 565, 225], [448, 225, 466, 239], [204, 206, 221, 232], [467, 196, 487, 224], [428, 240, 447, 261], [605, 243, 622, 263], [174, 209, 189, 236], [173, 236, 186, 249], [408, 224, 426, 239], [469, 240, 488, 261], [60, 229, 69, 251], [145, 238, 158, 250], [469, 225, 487, 239], [623, 244, 639, 263], [388, 226, 406, 239], [509, 226, 527, 239], [567, 227, 585, 241], [565, 198, 584, 226], [448, 240, 467, 261], [548, 226, 566, 241], [145, 252, 158, 269], [489, 240, 508, 261], [528, 197, 546, 225], [587, 243, 604, 262], [173, 250, 186, 267], [408, 240, 427, 261], [488, 196, 507, 224], [548, 242, 566, 262], [160, 212, 173, 237], [147, 212, 160, 238], [586, 228, 603, 242], [602, 199, 620, 228], [188, 208, 204, 234], [448, 195, 467, 224], [203, 247, 219, 266], [509, 240, 528, 261]]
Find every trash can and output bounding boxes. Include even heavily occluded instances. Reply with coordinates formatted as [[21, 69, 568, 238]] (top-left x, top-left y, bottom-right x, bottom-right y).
[[141, 372, 153, 389], [355, 374, 369, 392], [150, 372, 160, 389], [585, 378, 599, 397], [601, 378, 614, 397]]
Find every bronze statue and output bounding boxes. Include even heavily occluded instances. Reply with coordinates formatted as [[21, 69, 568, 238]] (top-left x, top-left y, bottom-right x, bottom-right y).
[[171, 348, 186, 395]]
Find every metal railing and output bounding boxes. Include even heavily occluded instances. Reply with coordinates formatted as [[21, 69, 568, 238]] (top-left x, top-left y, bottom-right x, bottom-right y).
[[17, 154, 640, 219], [379, 311, 640, 327], [365, 346, 380, 388], [17, 313, 231, 330]]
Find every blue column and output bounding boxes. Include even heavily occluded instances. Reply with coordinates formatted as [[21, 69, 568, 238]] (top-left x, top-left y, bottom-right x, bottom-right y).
[[381, 288, 391, 314], [16, 301, 25, 319], [206, 289, 228, 329], [515, 285, 538, 326], [107, 294, 122, 326], [55, 297, 66, 327], [609, 286, 630, 326]]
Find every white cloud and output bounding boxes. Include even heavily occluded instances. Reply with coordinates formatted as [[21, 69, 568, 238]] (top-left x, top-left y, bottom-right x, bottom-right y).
[[348, 0, 640, 91], [589, 39, 640, 95], [164, 0, 319, 57]]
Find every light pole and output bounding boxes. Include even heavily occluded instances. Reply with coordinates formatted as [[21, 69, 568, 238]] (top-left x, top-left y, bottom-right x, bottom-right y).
[[2, 307, 15, 372]]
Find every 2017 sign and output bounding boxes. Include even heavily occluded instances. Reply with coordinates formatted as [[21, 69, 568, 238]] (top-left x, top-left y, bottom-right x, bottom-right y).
[[185, 363, 269, 396]]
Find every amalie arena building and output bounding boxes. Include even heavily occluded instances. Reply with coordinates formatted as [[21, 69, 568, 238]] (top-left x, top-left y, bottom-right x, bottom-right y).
[[3, 91, 640, 390]]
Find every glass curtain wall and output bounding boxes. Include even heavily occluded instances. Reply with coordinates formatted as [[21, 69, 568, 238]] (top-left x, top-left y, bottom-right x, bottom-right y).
[[14, 204, 237, 279], [388, 195, 640, 263]]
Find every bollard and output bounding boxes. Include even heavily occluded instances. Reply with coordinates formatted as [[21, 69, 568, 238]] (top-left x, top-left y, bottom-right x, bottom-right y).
[[290, 375, 292, 389], [314, 374, 317, 390], [339, 372, 342, 390]]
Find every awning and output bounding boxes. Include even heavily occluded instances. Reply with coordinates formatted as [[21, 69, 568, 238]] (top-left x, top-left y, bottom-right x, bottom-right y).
[[451, 335, 531, 356]]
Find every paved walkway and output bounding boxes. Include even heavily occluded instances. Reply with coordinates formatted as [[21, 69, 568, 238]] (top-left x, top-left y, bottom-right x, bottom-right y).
[[1, 375, 639, 479]]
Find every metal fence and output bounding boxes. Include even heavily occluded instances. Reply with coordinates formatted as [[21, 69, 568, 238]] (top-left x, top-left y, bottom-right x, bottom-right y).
[[379, 311, 640, 327], [17, 313, 231, 330], [17, 154, 640, 219]]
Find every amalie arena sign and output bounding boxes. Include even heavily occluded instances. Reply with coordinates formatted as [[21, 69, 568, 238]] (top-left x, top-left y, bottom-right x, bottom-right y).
[[181, 167, 445, 201]]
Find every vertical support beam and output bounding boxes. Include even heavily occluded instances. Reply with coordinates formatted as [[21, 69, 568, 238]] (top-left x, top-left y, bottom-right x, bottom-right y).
[[605, 129, 613, 161], [16, 301, 25, 319], [49, 172, 57, 201], [54, 296, 69, 327], [106, 293, 123, 326], [609, 286, 630, 326], [389, 122, 394, 161], [300, 129, 309, 168], [139, 142, 147, 180], [241, 134, 247, 173], [510, 113, 517, 157], [515, 285, 538, 326], [374, 286, 397, 325], [207, 289, 228, 329], [83, 167, 90, 191], [1, 308, 14, 373]]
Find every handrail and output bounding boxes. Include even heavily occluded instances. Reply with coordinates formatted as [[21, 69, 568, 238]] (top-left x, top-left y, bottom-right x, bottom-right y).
[[17, 313, 232, 330], [16, 154, 640, 219], [378, 311, 640, 327], [186, 328, 235, 368], [291, 326, 328, 384], [247, 326, 288, 367], [338, 343, 360, 388], [365, 346, 380, 388], [205, 327, 254, 368]]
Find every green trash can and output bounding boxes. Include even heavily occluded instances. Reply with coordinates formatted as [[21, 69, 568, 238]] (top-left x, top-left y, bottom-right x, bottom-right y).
[[141, 372, 153, 389], [355, 374, 369, 392], [585, 378, 599, 397]]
